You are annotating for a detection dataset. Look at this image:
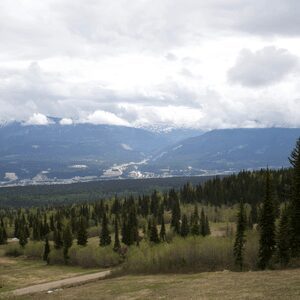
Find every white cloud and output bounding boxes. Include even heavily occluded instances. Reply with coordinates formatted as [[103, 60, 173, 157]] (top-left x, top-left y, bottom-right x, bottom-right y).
[[60, 118, 73, 125], [80, 110, 131, 127], [24, 113, 52, 126]]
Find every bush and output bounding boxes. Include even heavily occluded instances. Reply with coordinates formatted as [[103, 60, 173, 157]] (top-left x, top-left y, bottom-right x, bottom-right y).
[[24, 242, 44, 259], [48, 249, 65, 265], [69, 244, 120, 268], [120, 236, 236, 274], [4, 243, 24, 257]]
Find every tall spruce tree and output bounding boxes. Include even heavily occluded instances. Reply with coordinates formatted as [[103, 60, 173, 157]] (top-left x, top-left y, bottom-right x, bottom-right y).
[[0, 219, 7, 245], [159, 217, 166, 241], [289, 138, 300, 257], [43, 237, 50, 264], [170, 191, 181, 234], [62, 223, 73, 264], [77, 217, 88, 246], [277, 206, 290, 266], [113, 217, 121, 252], [191, 205, 200, 236], [200, 208, 206, 236], [234, 200, 246, 271], [53, 228, 63, 249], [180, 214, 190, 237], [149, 219, 160, 243], [258, 169, 276, 270], [100, 212, 111, 246]]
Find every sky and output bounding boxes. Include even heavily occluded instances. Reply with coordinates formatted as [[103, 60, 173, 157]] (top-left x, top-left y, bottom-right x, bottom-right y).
[[1, 0, 300, 130]]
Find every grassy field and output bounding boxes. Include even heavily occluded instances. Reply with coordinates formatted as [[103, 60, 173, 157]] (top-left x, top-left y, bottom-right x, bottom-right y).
[[11, 268, 300, 300], [0, 256, 101, 294]]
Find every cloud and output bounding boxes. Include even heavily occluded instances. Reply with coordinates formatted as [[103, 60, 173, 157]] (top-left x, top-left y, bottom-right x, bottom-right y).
[[228, 46, 298, 87], [60, 118, 73, 125], [80, 110, 131, 126], [24, 113, 53, 126], [0, 1, 300, 130]]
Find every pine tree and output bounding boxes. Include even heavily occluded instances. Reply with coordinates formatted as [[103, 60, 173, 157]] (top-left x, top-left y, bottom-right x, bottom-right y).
[[159, 217, 166, 241], [258, 169, 276, 270], [149, 219, 160, 243], [289, 138, 300, 257], [0, 219, 7, 245], [180, 214, 189, 237], [200, 208, 206, 236], [77, 217, 88, 246], [277, 206, 290, 266], [53, 228, 63, 249], [100, 212, 111, 246], [205, 216, 211, 236], [113, 217, 121, 252], [234, 200, 246, 271], [191, 205, 200, 236], [62, 223, 73, 264], [19, 227, 28, 248], [43, 237, 50, 264], [170, 191, 181, 234]]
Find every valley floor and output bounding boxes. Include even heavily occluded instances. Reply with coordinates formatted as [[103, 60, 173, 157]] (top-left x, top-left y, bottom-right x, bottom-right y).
[[9, 268, 300, 300]]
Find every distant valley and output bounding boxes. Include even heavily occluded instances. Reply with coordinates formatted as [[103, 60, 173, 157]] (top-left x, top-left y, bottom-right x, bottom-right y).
[[0, 119, 299, 186]]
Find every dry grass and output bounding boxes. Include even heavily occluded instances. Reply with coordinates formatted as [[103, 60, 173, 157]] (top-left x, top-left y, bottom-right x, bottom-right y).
[[13, 268, 300, 300], [0, 256, 101, 294]]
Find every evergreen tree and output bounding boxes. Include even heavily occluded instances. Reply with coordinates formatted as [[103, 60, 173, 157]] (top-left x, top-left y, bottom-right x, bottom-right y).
[[170, 190, 181, 234], [159, 217, 166, 241], [113, 217, 121, 252], [191, 205, 200, 236], [234, 200, 246, 270], [149, 219, 160, 243], [53, 228, 63, 249], [100, 212, 111, 246], [180, 214, 190, 237], [62, 223, 73, 264], [258, 169, 276, 269], [289, 138, 300, 257], [19, 227, 28, 248], [0, 219, 7, 245], [200, 208, 206, 236], [277, 206, 290, 266], [43, 237, 50, 264], [205, 216, 211, 236], [77, 217, 88, 246]]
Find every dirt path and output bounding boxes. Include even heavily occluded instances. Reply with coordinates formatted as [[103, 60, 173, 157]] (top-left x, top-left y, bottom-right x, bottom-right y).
[[4, 269, 111, 297]]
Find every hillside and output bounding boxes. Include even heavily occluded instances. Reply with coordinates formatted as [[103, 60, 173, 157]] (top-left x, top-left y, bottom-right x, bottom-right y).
[[150, 128, 300, 172]]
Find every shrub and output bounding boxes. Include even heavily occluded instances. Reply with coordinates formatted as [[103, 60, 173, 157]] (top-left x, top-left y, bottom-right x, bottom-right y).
[[24, 242, 44, 259], [4, 243, 24, 257], [120, 236, 236, 274], [48, 249, 65, 265], [69, 244, 120, 268]]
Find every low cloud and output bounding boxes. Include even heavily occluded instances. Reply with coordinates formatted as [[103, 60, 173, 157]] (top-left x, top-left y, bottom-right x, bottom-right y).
[[228, 46, 298, 87], [24, 113, 53, 126], [80, 110, 131, 127]]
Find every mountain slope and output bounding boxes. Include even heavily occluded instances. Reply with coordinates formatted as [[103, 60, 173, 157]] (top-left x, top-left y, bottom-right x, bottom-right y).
[[150, 128, 300, 172], [0, 120, 201, 182]]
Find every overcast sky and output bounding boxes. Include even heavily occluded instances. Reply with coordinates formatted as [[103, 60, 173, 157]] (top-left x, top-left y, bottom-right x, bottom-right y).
[[1, 0, 300, 129]]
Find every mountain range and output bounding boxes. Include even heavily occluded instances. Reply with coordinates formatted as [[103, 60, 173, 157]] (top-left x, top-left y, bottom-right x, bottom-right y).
[[0, 118, 299, 186]]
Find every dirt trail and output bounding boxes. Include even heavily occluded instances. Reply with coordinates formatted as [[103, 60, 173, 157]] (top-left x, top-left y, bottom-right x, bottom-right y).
[[4, 269, 111, 297]]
